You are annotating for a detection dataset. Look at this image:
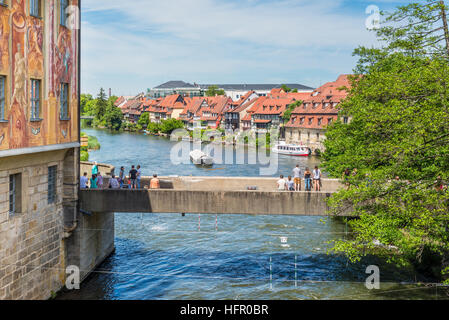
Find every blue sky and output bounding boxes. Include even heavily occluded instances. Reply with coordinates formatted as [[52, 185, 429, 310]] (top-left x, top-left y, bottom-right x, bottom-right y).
[[81, 0, 410, 96]]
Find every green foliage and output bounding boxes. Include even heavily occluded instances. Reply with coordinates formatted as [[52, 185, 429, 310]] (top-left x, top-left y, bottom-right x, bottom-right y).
[[87, 135, 101, 150], [147, 121, 161, 134], [282, 100, 302, 121], [281, 84, 292, 92], [95, 88, 108, 120], [80, 94, 93, 114], [323, 1, 449, 282], [138, 112, 150, 128], [159, 118, 185, 134], [103, 102, 123, 131], [205, 85, 225, 97], [80, 151, 89, 161]]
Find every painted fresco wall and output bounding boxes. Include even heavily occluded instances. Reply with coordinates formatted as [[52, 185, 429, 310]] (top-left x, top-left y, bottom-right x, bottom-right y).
[[0, 0, 79, 151]]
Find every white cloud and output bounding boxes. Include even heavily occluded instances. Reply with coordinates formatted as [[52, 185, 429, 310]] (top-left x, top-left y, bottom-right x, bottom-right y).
[[81, 0, 386, 95]]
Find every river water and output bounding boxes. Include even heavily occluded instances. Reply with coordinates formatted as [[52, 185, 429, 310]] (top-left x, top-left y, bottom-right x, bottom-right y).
[[58, 128, 448, 300]]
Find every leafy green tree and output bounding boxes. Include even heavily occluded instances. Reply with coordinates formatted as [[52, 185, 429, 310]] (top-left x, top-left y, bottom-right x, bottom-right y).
[[95, 88, 108, 120], [138, 112, 150, 128], [282, 100, 302, 122], [280, 84, 291, 93], [80, 94, 93, 115], [205, 85, 225, 97], [103, 103, 123, 131], [160, 118, 185, 134], [147, 121, 161, 134], [323, 1, 449, 282]]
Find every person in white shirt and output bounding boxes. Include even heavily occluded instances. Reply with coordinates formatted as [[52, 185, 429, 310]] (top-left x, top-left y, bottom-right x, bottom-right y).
[[277, 175, 287, 191], [313, 166, 322, 191], [108, 175, 120, 189], [293, 165, 302, 191], [137, 165, 142, 189], [80, 172, 88, 189]]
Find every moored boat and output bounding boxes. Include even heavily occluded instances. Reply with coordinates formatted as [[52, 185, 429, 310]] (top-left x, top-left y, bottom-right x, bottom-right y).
[[272, 142, 311, 157], [190, 150, 214, 166]]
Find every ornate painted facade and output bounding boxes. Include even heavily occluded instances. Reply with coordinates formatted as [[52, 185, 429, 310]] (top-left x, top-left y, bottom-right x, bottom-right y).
[[0, 0, 79, 151]]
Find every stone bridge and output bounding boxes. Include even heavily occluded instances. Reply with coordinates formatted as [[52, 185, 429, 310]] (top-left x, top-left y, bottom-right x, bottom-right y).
[[79, 176, 350, 216]]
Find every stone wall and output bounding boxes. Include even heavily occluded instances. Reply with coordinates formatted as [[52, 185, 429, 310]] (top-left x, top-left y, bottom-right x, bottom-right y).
[[0, 150, 69, 300]]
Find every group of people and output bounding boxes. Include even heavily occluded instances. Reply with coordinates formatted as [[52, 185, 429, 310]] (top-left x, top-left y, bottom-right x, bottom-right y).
[[277, 165, 322, 192], [80, 162, 161, 190]]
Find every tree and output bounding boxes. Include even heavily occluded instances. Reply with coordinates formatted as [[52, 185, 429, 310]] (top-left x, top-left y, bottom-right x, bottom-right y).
[[354, 0, 449, 74], [205, 85, 225, 97], [103, 104, 122, 131], [95, 87, 108, 120], [282, 100, 302, 122], [80, 94, 93, 115], [323, 1, 449, 283], [280, 84, 292, 93], [138, 112, 150, 128], [159, 118, 185, 134]]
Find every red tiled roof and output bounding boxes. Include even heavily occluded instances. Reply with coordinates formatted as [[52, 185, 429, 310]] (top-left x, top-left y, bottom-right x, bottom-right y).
[[285, 74, 352, 129]]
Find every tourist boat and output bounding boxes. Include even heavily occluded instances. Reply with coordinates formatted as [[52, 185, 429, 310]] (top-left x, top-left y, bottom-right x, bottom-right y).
[[190, 150, 214, 166], [272, 142, 311, 157]]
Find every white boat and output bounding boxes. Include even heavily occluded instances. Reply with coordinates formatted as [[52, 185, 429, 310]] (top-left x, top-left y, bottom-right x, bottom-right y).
[[190, 150, 214, 166], [272, 142, 311, 157]]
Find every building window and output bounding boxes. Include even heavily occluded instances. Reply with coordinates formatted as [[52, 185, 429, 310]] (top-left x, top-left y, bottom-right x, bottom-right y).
[[30, 0, 41, 17], [30, 79, 41, 120], [343, 117, 349, 124], [60, 0, 68, 26], [48, 166, 57, 204], [308, 118, 313, 125], [60, 83, 69, 120], [0, 76, 5, 120], [318, 118, 322, 126], [328, 118, 333, 125], [9, 173, 22, 216]]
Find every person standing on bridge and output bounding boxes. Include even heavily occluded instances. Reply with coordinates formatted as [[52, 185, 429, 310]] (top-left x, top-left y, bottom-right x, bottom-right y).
[[313, 166, 322, 191], [119, 166, 125, 188], [90, 174, 98, 189], [137, 165, 142, 189], [97, 172, 104, 189], [92, 162, 98, 176], [293, 164, 302, 191], [129, 165, 138, 189], [304, 167, 312, 191]]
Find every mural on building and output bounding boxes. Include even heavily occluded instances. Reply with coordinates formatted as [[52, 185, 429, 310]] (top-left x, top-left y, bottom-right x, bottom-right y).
[[0, 0, 79, 151]]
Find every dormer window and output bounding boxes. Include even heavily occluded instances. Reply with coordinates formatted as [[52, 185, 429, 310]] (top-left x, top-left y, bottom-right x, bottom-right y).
[[324, 103, 329, 108], [313, 91, 319, 97], [333, 103, 338, 108], [313, 103, 319, 108]]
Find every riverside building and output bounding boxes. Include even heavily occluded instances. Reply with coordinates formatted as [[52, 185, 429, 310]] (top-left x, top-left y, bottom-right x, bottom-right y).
[[0, 0, 80, 300]]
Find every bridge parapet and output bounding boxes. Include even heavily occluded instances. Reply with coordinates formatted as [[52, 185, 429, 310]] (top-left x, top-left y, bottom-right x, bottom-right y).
[[79, 188, 352, 216]]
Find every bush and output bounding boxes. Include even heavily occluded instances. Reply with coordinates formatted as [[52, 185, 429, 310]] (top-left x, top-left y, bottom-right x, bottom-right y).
[[88, 135, 101, 150], [80, 151, 89, 161]]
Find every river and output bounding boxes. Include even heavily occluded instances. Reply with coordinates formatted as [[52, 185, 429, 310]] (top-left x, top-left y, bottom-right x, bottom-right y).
[[58, 128, 448, 300]]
